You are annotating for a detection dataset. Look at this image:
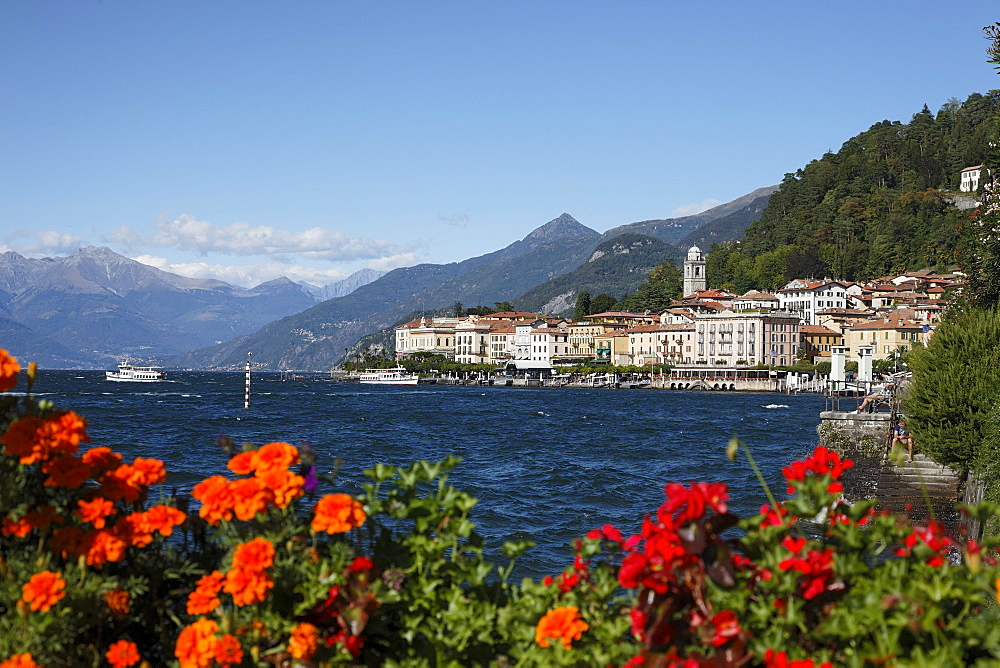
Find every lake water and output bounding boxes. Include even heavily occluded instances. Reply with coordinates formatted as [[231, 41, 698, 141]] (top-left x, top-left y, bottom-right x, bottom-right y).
[[25, 370, 825, 578]]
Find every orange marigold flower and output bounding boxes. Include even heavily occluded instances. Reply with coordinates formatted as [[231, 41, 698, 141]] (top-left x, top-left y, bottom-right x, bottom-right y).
[[131, 457, 166, 486], [258, 468, 305, 509], [82, 446, 123, 476], [253, 441, 299, 474], [21, 570, 67, 612], [98, 464, 144, 503], [3, 411, 88, 464], [229, 477, 269, 521], [227, 450, 257, 475], [214, 634, 243, 667], [535, 606, 589, 649], [2, 515, 32, 538], [83, 528, 128, 567], [311, 493, 366, 534], [0, 349, 20, 393], [115, 512, 153, 548], [106, 639, 140, 668], [42, 453, 92, 488], [192, 475, 235, 525], [187, 571, 225, 616], [231, 537, 275, 571], [77, 497, 116, 529], [175, 618, 220, 668], [0, 653, 38, 668], [103, 589, 131, 618], [224, 568, 273, 607], [288, 622, 319, 661], [2, 417, 46, 464], [143, 504, 186, 536]]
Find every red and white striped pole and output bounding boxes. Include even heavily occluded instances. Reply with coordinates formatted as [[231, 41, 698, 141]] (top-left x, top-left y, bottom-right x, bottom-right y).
[[244, 352, 252, 409]]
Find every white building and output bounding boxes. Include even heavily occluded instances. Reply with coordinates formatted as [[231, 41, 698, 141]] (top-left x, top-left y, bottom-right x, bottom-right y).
[[529, 325, 570, 364], [732, 290, 780, 311], [683, 245, 707, 297], [695, 310, 801, 366], [454, 320, 493, 364], [395, 317, 461, 359], [777, 280, 847, 326], [960, 165, 984, 192]]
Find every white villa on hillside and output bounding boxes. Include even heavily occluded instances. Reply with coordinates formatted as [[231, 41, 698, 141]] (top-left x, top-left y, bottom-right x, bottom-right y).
[[777, 280, 847, 326]]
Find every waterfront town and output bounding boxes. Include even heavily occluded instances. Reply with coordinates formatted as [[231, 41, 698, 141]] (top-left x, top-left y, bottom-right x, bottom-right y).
[[393, 245, 958, 375]]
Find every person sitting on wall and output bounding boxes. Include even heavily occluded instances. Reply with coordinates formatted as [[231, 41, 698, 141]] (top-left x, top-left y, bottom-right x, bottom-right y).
[[891, 418, 914, 462], [853, 379, 896, 414]]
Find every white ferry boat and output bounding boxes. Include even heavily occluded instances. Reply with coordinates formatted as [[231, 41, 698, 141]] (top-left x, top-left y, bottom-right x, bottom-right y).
[[358, 367, 418, 385], [106, 362, 168, 382]]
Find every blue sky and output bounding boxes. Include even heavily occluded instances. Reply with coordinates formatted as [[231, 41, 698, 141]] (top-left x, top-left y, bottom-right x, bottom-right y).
[[2, 2, 998, 288]]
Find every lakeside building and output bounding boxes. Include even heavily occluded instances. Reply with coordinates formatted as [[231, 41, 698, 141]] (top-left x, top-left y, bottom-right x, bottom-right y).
[[566, 321, 630, 361], [530, 324, 570, 364], [395, 317, 461, 360], [625, 323, 695, 365], [489, 325, 516, 364], [695, 310, 801, 367]]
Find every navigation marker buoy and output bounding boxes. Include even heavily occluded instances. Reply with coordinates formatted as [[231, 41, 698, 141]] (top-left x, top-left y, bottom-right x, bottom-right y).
[[244, 352, 251, 409]]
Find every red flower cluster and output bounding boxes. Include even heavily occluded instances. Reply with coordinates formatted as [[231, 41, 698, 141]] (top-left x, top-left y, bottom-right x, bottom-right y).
[[895, 520, 954, 567], [618, 481, 729, 595], [782, 446, 853, 494], [0, 348, 20, 392], [764, 649, 833, 668], [778, 541, 837, 601]]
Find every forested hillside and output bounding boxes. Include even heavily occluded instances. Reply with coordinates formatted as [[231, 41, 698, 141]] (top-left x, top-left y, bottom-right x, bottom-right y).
[[708, 91, 1000, 292]]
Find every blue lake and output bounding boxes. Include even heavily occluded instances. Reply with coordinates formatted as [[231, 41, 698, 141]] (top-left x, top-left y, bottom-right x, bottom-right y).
[[27, 371, 825, 577]]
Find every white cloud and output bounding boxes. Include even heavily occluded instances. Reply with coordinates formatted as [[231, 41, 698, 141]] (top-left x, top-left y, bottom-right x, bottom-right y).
[[111, 214, 410, 262], [670, 199, 723, 218], [132, 255, 367, 288], [3, 229, 89, 257]]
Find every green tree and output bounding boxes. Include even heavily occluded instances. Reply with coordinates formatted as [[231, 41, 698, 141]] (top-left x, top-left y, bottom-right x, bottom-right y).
[[617, 261, 683, 312], [493, 301, 515, 312], [903, 306, 1000, 470], [590, 294, 617, 314], [452, 301, 463, 317], [573, 290, 592, 321]]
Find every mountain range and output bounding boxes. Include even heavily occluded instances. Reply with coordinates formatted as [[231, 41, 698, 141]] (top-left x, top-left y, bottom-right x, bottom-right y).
[[0, 187, 774, 370], [169, 191, 774, 371]]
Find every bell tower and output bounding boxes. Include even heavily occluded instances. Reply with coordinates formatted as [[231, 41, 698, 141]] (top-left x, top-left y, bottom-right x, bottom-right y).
[[683, 245, 706, 297]]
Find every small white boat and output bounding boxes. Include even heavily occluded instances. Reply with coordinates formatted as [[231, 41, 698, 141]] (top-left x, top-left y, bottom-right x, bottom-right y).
[[358, 367, 418, 385], [106, 362, 167, 382]]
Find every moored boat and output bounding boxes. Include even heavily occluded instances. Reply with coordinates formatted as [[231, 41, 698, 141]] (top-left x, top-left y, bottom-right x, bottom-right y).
[[106, 362, 167, 382], [358, 367, 418, 385]]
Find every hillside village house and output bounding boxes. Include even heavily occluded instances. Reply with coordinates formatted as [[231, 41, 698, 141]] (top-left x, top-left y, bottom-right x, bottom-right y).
[[961, 165, 984, 192], [732, 290, 780, 311], [778, 280, 847, 326]]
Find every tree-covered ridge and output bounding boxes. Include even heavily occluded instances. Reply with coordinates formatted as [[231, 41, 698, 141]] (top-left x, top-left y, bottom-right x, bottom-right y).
[[711, 92, 1000, 290]]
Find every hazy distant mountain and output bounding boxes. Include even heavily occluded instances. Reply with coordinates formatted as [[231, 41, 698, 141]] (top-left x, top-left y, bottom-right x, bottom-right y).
[[0, 247, 319, 367], [604, 186, 778, 246], [301, 268, 386, 300], [514, 234, 681, 316], [169, 214, 602, 370]]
